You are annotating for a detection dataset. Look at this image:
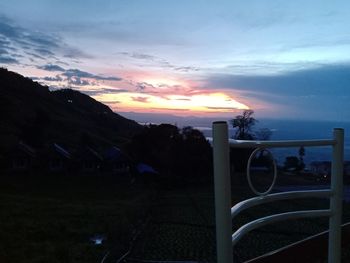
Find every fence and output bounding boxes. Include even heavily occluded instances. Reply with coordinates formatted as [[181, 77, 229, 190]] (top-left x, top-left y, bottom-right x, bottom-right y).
[[212, 121, 344, 263]]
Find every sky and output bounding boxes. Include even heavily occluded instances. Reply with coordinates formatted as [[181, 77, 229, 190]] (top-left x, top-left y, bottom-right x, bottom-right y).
[[1, 0, 350, 122]]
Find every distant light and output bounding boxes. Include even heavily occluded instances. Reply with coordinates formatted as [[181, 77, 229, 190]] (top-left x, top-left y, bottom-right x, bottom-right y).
[[67, 99, 73, 103], [90, 235, 105, 245]]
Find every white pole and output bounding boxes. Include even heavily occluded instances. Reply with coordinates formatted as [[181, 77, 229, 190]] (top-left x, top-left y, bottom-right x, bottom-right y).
[[328, 128, 344, 263], [213, 121, 233, 263]]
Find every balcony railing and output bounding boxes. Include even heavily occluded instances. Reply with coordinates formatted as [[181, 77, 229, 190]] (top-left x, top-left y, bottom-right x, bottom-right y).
[[212, 121, 344, 263]]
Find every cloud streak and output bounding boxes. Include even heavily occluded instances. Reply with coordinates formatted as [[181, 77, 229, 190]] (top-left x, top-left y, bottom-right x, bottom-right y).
[[131, 96, 149, 103], [0, 56, 18, 64], [0, 15, 89, 65], [62, 69, 122, 81], [118, 51, 199, 72], [38, 64, 65, 72], [35, 64, 123, 88]]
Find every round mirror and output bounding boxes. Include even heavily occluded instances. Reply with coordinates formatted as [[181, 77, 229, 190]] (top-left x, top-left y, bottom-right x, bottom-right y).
[[247, 148, 277, 196]]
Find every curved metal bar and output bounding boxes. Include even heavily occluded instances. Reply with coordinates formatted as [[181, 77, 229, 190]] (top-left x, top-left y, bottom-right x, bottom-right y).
[[228, 139, 335, 148], [246, 147, 277, 196], [231, 190, 332, 219], [232, 209, 331, 247]]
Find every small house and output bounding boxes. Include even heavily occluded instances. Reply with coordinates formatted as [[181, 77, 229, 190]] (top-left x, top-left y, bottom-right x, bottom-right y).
[[9, 141, 36, 172], [77, 147, 103, 174], [136, 162, 159, 183], [44, 143, 72, 173], [136, 163, 158, 175], [310, 161, 331, 177], [102, 147, 130, 175]]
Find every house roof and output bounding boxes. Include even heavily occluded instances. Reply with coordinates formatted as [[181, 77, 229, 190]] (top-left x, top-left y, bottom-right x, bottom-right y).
[[53, 143, 71, 159], [87, 147, 103, 160], [18, 141, 36, 157], [136, 163, 158, 174], [104, 146, 126, 161], [79, 147, 103, 161]]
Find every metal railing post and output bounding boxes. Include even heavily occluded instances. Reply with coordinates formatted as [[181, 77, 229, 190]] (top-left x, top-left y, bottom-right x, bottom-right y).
[[328, 128, 344, 263], [213, 121, 233, 263]]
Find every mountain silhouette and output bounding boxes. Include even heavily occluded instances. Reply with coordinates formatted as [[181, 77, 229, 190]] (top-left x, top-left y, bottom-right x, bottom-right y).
[[0, 68, 142, 152]]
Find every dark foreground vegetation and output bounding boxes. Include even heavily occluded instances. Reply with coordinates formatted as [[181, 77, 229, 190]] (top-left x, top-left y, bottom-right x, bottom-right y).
[[1, 173, 350, 263], [0, 175, 155, 263]]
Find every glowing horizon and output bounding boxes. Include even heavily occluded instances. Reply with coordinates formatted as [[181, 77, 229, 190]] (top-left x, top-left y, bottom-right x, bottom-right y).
[[93, 90, 250, 116]]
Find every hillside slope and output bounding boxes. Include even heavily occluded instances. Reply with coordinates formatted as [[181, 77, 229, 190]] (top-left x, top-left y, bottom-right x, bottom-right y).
[[0, 68, 142, 152]]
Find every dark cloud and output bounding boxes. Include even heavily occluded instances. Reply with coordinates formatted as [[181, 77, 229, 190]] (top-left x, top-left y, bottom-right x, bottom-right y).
[[0, 37, 11, 46], [118, 52, 156, 61], [206, 64, 350, 97], [175, 98, 191, 101], [119, 51, 199, 72], [133, 81, 186, 95], [150, 107, 189, 111], [174, 66, 199, 72], [31, 66, 123, 91], [0, 17, 21, 39], [68, 77, 91, 86], [27, 33, 60, 49], [206, 106, 239, 110], [136, 81, 156, 91], [101, 88, 129, 93], [34, 48, 55, 57], [0, 48, 9, 55], [43, 76, 63, 82], [80, 88, 127, 97], [205, 63, 350, 120], [0, 15, 88, 64], [62, 69, 122, 81], [63, 47, 92, 59], [132, 96, 149, 103], [0, 17, 59, 55], [38, 64, 65, 72], [159, 60, 199, 72], [0, 55, 18, 64], [25, 52, 45, 60]]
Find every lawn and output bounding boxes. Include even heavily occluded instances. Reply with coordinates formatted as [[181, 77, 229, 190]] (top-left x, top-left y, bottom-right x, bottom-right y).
[[0, 174, 155, 263], [1, 173, 350, 263], [129, 173, 350, 263]]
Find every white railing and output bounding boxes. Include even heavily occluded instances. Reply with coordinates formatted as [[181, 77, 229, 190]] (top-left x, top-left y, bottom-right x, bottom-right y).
[[212, 121, 344, 263]]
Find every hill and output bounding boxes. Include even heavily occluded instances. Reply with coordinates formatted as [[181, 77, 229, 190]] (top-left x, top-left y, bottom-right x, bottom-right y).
[[0, 68, 142, 152]]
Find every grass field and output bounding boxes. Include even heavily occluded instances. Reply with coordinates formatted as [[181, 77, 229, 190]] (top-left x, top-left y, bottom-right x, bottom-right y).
[[0, 174, 155, 263], [129, 173, 350, 262], [1, 173, 350, 263]]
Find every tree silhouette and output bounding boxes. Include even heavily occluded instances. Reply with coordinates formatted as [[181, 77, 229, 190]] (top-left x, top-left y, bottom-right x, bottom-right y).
[[128, 124, 212, 185], [230, 109, 257, 140], [299, 146, 305, 170], [284, 156, 300, 171], [255, 128, 272, 141], [229, 110, 257, 175]]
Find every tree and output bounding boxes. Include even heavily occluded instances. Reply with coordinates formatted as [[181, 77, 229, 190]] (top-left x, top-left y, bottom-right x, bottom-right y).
[[284, 156, 300, 171], [128, 124, 212, 185], [230, 109, 257, 140], [229, 110, 257, 175], [299, 146, 305, 170], [255, 128, 272, 141]]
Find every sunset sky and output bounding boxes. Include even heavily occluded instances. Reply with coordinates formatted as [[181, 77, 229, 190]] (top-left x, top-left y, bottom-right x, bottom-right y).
[[1, 0, 350, 121]]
